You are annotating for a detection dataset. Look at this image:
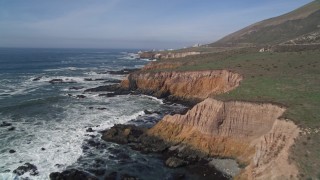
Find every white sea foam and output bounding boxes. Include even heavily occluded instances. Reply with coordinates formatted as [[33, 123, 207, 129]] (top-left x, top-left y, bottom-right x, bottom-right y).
[[43, 67, 92, 72], [118, 53, 139, 60], [140, 58, 157, 62], [0, 92, 169, 180], [139, 95, 164, 104]]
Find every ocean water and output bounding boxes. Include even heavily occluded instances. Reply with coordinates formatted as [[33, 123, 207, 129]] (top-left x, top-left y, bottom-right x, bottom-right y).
[[0, 48, 191, 180]]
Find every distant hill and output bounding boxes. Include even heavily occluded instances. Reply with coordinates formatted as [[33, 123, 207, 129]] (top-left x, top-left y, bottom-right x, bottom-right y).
[[209, 1, 320, 47]]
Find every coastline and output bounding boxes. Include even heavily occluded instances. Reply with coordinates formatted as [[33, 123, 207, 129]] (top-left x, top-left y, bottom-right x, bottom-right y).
[[95, 58, 300, 179], [49, 52, 300, 180]]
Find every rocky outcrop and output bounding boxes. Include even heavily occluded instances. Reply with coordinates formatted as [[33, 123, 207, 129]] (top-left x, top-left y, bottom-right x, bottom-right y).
[[138, 51, 200, 60], [160, 52, 201, 59], [148, 98, 300, 179], [121, 70, 242, 101], [142, 61, 182, 71]]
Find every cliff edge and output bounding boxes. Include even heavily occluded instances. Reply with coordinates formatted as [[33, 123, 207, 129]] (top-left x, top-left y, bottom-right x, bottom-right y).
[[121, 70, 242, 101], [148, 98, 300, 179]]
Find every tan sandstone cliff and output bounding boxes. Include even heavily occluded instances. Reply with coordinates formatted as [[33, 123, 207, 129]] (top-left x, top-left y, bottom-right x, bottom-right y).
[[121, 70, 242, 100], [139, 51, 200, 60], [119, 69, 299, 179], [148, 99, 300, 179]]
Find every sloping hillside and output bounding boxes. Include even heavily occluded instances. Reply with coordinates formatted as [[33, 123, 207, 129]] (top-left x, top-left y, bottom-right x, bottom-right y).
[[210, 1, 320, 47]]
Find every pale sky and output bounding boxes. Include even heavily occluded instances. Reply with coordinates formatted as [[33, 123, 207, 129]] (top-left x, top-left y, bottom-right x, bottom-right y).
[[0, 0, 314, 49]]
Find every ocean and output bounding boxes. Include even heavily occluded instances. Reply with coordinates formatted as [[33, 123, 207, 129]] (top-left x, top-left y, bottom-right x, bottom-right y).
[[0, 48, 193, 180]]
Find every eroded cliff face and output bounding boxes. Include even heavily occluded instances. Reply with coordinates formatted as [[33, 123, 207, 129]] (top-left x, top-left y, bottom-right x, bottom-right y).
[[121, 70, 242, 101], [160, 52, 201, 59], [138, 51, 200, 60], [148, 98, 300, 179]]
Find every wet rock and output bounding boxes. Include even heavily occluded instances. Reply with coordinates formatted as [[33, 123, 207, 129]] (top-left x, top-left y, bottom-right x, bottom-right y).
[[13, 163, 38, 176], [103, 79, 122, 84], [143, 110, 153, 115], [84, 84, 120, 92], [84, 78, 94, 81], [88, 107, 94, 110], [69, 86, 84, 90], [41, 147, 46, 151], [97, 107, 107, 110], [49, 169, 98, 180], [105, 68, 139, 75], [49, 79, 63, 84], [98, 93, 116, 97], [89, 168, 106, 176], [171, 173, 186, 180], [8, 126, 15, 131], [76, 95, 86, 99], [118, 152, 131, 163], [165, 157, 189, 168], [0, 121, 12, 127], [32, 76, 42, 81], [104, 171, 117, 180], [86, 140, 101, 148], [120, 173, 139, 180], [86, 128, 94, 132], [9, 149, 16, 153], [49, 79, 77, 84], [54, 164, 63, 168], [101, 125, 146, 144]]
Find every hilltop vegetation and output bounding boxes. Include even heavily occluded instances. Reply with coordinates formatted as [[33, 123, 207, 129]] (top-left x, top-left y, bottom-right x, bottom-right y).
[[210, 1, 320, 47]]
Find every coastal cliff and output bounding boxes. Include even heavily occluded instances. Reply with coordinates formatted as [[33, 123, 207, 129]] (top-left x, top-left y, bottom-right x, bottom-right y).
[[117, 69, 300, 179], [148, 98, 300, 179], [139, 51, 200, 60], [121, 70, 242, 101]]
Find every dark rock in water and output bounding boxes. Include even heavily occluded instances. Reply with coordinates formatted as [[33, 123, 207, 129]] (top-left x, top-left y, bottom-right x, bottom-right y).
[[41, 147, 46, 151], [49, 169, 98, 180], [171, 173, 186, 180], [165, 157, 189, 168], [32, 76, 42, 81], [99, 68, 139, 75], [54, 164, 63, 168], [49, 79, 63, 84], [69, 86, 84, 90], [13, 163, 38, 176], [88, 168, 106, 176], [84, 78, 110, 82], [97, 107, 107, 110], [98, 93, 116, 97], [0, 121, 12, 127], [103, 79, 122, 84], [8, 126, 16, 131], [4, 169, 11, 173], [120, 173, 139, 180], [87, 139, 100, 147], [117, 152, 131, 163], [9, 149, 16, 153], [101, 124, 146, 144], [88, 107, 94, 110], [143, 110, 153, 115], [104, 171, 117, 180], [85, 85, 131, 96], [49, 79, 76, 84], [84, 78, 94, 81], [76, 95, 86, 99], [86, 128, 94, 132]]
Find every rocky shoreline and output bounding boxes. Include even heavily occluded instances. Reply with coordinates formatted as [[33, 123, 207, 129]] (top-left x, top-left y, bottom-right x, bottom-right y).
[[48, 63, 299, 180], [47, 70, 236, 180]]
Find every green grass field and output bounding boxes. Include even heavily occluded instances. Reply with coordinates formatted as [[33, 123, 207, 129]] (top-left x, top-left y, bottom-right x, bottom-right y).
[[147, 49, 320, 178]]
